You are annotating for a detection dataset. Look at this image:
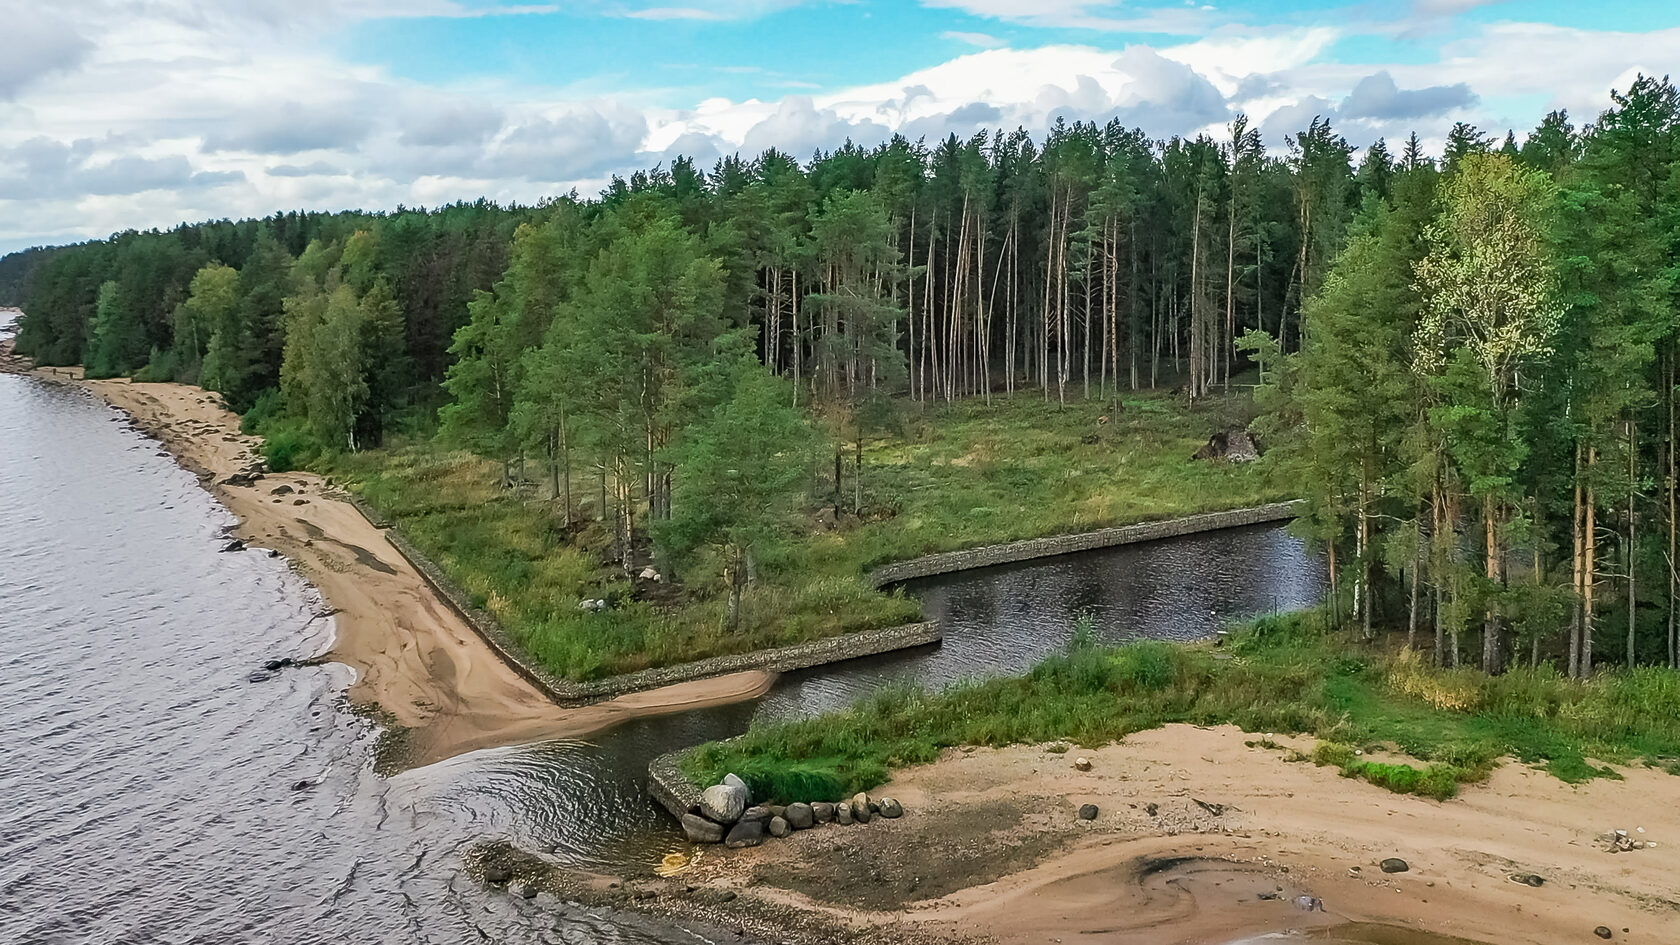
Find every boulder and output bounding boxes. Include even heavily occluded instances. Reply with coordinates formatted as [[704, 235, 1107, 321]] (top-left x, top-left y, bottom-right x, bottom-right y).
[[786, 803, 814, 829], [768, 816, 790, 838], [1074, 757, 1093, 772], [700, 783, 748, 824], [851, 793, 873, 824], [1078, 804, 1099, 821], [484, 864, 513, 885], [1594, 928, 1613, 940], [1380, 858, 1409, 874], [723, 773, 750, 795], [1193, 429, 1262, 463], [877, 798, 903, 819], [767, 805, 788, 820], [220, 539, 246, 553], [811, 802, 836, 824], [740, 806, 772, 824], [1510, 873, 1544, 887], [271, 485, 294, 496], [835, 803, 854, 826], [681, 813, 725, 844], [724, 819, 766, 849]]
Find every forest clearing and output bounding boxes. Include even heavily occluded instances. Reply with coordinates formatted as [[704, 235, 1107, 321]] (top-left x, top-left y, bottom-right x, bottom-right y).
[[324, 388, 1289, 681]]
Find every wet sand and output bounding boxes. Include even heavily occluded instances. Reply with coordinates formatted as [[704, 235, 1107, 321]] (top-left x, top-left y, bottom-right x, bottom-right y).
[[2, 347, 771, 766], [694, 724, 1678, 945]]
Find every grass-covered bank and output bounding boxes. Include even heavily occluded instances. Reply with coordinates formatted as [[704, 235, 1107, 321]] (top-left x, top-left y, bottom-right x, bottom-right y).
[[682, 611, 1680, 804], [315, 390, 1289, 681]]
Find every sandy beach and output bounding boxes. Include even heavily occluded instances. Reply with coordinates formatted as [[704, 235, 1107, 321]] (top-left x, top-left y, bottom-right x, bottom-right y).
[[0, 341, 771, 766], [8, 332, 1677, 945], [672, 724, 1677, 945]]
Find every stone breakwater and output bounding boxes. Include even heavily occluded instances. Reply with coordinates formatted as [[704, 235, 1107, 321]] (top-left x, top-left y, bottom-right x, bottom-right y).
[[343, 493, 943, 703], [867, 500, 1305, 586], [656, 767, 906, 848]]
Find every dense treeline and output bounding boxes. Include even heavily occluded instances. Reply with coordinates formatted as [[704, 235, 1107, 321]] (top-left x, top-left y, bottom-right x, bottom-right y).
[[15, 202, 527, 405], [12, 78, 1679, 661], [0, 245, 61, 307], [1274, 76, 1680, 677]]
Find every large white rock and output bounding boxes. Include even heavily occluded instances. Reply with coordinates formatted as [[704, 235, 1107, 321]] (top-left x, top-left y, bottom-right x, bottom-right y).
[[700, 783, 749, 824]]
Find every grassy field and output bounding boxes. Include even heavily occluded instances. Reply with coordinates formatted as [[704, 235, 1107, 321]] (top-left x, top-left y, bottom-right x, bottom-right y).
[[683, 611, 1680, 804], [323, 390, 1293, 681]]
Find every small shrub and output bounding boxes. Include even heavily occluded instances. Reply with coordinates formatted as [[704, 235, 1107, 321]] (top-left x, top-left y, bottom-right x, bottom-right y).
[[240, 390, 287, 436], [132, 346, 179, 382], [1311, 741, 1357, 768], [261, 425, 320, 473]]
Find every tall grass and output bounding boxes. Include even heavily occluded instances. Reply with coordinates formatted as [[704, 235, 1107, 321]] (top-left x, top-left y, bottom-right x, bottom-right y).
[[684, 610, 1680, 804]]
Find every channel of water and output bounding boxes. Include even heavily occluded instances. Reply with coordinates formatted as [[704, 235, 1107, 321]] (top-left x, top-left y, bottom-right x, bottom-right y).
[[0, 329, 1331, 943]]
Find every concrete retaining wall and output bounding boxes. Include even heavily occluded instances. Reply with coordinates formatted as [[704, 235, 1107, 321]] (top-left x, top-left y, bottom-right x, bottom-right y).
[[569, 620, 942, 700], [341, 492, 942, 703], [344, 486, 1296, 707], [867, 500, 1304, 587], [648, 750, 706, 820]]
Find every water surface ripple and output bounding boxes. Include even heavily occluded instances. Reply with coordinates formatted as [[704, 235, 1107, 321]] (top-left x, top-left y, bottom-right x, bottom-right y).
[[0, 357, 1325, 944]]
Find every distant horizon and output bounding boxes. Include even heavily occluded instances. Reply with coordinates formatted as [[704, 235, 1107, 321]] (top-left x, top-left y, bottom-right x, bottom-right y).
[[4, 1, 1678, 255], [0, 86, 1637, 260]]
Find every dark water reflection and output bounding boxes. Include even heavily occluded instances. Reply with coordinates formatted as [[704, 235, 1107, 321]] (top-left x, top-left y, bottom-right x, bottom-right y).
[[755, 521, 1326, 721], [0, 324, 1327, 943], [504, 500, 1327, 875]]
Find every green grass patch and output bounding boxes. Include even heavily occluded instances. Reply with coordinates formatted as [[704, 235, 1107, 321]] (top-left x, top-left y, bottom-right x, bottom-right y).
[[314, 389, 1289, 681], [683, 611, 1680, 805]]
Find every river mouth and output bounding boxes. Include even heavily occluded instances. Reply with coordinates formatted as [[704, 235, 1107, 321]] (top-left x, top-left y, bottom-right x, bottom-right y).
[[0, 342, 1330, 942]]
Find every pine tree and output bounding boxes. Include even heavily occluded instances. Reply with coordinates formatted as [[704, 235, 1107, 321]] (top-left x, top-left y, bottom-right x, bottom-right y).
[[657, 359, 815, 630]]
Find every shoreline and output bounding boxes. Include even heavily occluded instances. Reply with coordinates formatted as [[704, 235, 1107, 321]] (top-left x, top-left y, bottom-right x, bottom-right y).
[[1, 336, 1305, 771], [0, 348, 775, 767], [620, 724, 1678, 945], [15, 335, 1671, 943]]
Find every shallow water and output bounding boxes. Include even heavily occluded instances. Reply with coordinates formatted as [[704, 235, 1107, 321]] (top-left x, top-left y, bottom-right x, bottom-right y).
[[0, 372, 721, 944], [0, 341, 1330, 943]]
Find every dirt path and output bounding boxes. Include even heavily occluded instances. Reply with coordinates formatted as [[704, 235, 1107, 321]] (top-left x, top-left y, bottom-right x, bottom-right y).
[[5, 356, 770, 766], [695, 725, 1678, 945]]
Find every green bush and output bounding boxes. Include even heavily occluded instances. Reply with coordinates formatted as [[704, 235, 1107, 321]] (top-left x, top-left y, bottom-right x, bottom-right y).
[[132, 346, 179, 382], [261, 425, 321, 473], [240, 389, 286, 435]]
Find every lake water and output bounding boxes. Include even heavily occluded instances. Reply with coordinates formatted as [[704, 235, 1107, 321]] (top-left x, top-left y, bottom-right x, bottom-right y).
[[0, 332, 1328, 944]]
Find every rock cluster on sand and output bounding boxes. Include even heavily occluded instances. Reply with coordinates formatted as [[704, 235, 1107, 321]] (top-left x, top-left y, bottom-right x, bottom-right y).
[[1602, 828, 1657, 852], [218, 460, 268, 487], [680, 775, 905, 847]]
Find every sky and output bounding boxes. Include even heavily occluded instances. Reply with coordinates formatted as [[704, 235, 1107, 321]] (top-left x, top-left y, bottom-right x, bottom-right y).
[[2, 0, 1678, 254]]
